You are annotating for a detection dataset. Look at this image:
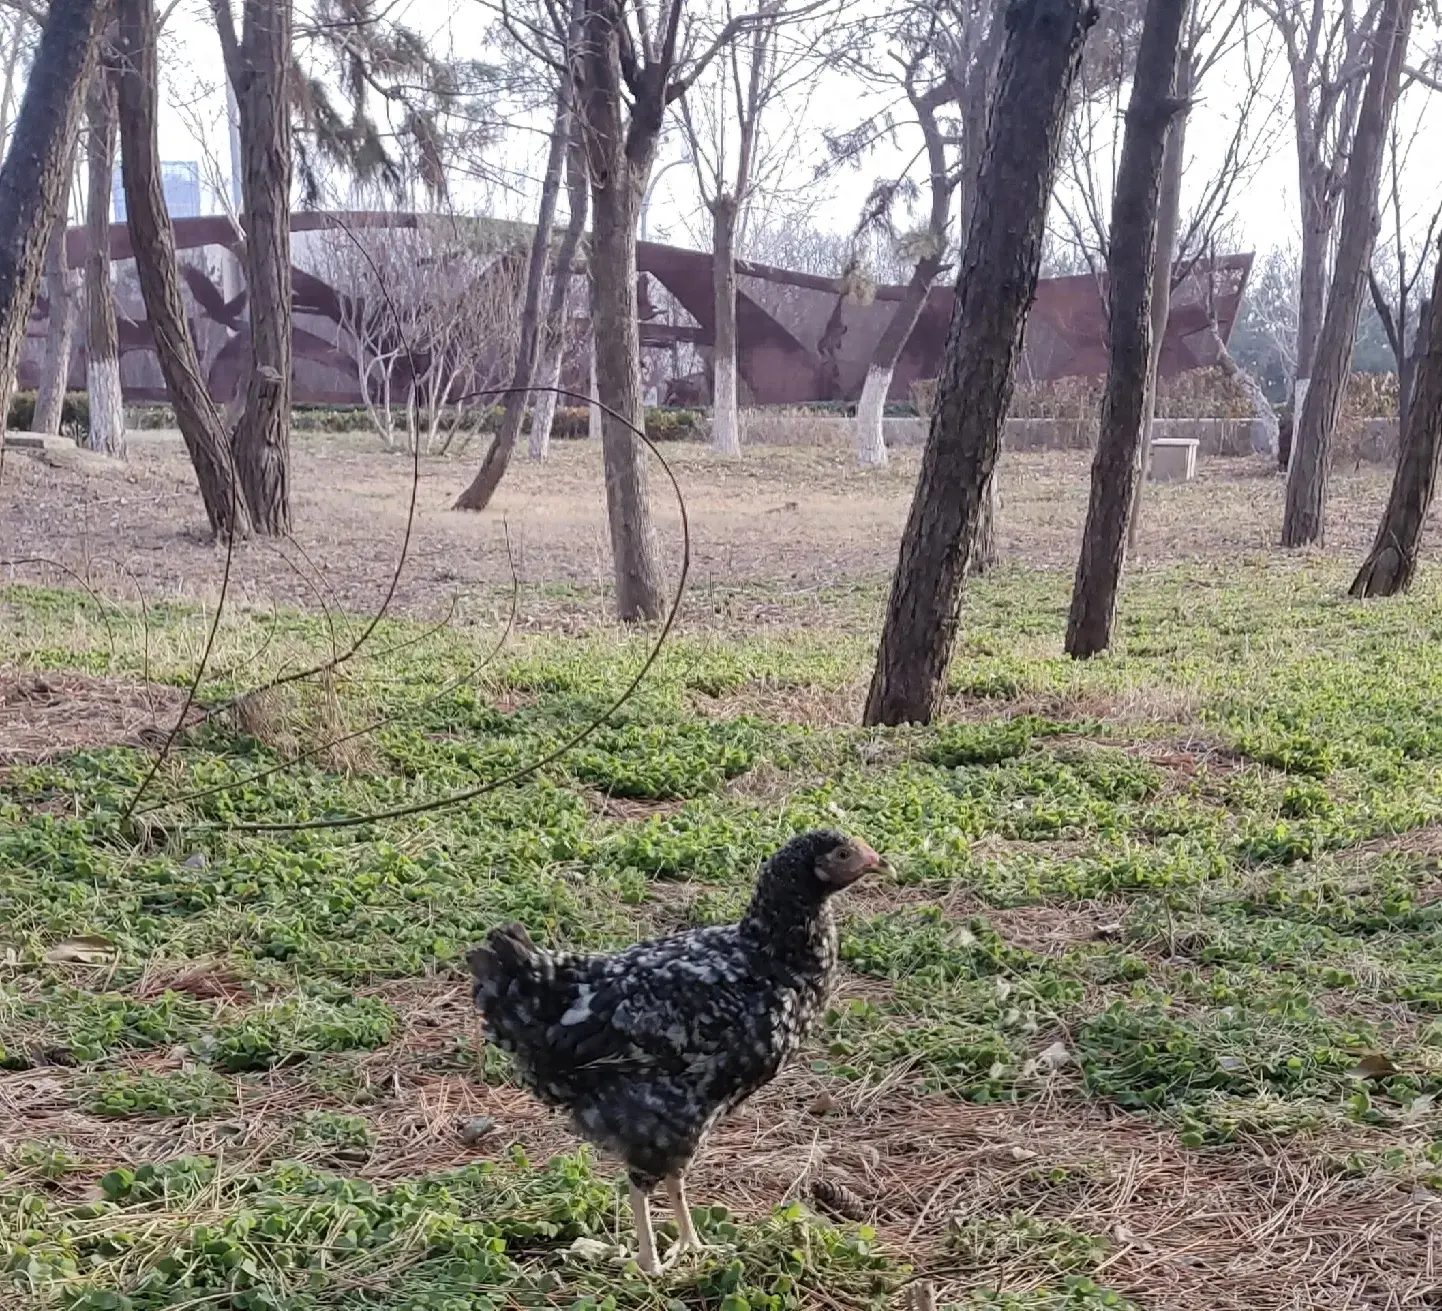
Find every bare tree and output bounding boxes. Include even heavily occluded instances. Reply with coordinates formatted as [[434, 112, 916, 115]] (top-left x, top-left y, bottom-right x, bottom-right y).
[[0, 0, 102, 414], [84, 44, 124, 456], [212, 0, 293, 535], [1126, 0, 1280, 541], [454, 0, 581, 510], [1258, 0, 1384, 420], [1065, 0, 1187, 659], [32, 148, 80, 435], [1282, 0, 1412, 547], [864, 0, 1096, 726], [116, 0, 247, 534], [529, 134, 590, 461], [576, 0, 786, 622], [321, 218, 524, 456], [678, 0, 835, 456], [833, 0, 1004, 468], [1350, 235, 1441, 595], [1367, 113, 1441, 426], [0, 8, 35, 151]]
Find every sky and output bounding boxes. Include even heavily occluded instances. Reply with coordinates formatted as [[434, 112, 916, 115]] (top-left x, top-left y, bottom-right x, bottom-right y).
[[49, 0, 1442, 274]]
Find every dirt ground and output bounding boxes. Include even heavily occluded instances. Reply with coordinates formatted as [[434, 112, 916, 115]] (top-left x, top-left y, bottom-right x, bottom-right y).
[[0, 430, 1420, 621]]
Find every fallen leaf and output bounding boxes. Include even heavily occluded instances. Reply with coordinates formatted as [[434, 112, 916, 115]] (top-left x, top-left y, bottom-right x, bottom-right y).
[[1349, 1053, 1399, 1080], [1093, 922, 1125, 940], [1008, 1145, 1039, 1162], [567, 1237, 614, 1262], [44, 934, 117, 965], [1038, 1040, 1072, 1070], [807, 1091, 840, 1117], [1218, 1055, 1246, 1072], [459, 1115, 497, 1144], [1403, 1093, 1436, 1121]]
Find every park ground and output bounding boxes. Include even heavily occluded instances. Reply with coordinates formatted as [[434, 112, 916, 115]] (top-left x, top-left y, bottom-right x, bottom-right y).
[[2, 431, 1441, 1310]]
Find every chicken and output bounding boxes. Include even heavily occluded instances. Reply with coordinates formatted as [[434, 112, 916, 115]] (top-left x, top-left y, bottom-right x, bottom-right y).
[[467, 828, 885, 1273]]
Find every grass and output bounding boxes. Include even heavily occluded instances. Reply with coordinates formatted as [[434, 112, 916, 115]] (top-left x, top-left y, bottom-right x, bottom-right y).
[[2, 557, 1442, 1309]]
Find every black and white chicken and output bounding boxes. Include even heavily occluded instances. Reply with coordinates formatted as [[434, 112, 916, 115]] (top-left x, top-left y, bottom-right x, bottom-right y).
[[467, 828, 885, 1273]]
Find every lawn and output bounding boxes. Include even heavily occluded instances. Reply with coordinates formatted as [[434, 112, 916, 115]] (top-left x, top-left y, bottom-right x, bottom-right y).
[[2, 547, 1441, 1309]]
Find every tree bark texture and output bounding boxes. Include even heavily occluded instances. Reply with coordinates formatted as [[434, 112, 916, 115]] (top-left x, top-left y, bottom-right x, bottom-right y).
[[454, 77, 573, 511], [1064, 0, 1186, 659], [710, 193, 742, 456], [1282, 0, 1411, 548], [863, 0, 1096, 726], [968, 476, 1001, 576], [34, 156, 81, 436], [116, 0, 247, 535], [1126, 49, 1190, 551], [579, 0, 666, 623], [0, 0, 103, 419], [85, 60, 125, 457], [1350, 243, 1442, 596], [530, 135, 590, 462], [220, 0, 294, 534]]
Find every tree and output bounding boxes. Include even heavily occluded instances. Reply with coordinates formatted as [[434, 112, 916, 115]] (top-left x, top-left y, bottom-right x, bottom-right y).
[[1350, 236, 1441, 596], [864, 0, 1096, 727], [528, 134, 590, 462], [1259, 0, 1384, 421], [1367, 114, 1441, 427], [321, 217, 524, 456], [678, 0, 835, 457], [32, 154, 80, 435], [212, 0, 293, 535], [1282, 0, 1412, 547], [833, 0, 1005, 468], [576, 0, 778, 622], [1064, 0, 1187, 659], [454, 0, 581, 510], [116, 0, 248, 534], [84, 45, 124, 456], [0, 0, 102, 414]]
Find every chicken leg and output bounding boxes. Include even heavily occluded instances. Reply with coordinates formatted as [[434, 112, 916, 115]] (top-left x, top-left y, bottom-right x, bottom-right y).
[[663, 1173, 705, 1256], [629, 1181, 660, 1275]]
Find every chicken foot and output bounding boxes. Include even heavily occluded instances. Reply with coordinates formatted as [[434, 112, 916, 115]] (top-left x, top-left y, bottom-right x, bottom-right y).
[[663, 1174, 705, 1256], [629, 1181, 661, 1275]]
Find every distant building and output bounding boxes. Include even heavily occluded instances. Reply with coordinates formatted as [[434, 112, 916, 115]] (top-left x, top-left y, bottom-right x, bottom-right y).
[[112, 161, 202, 222]]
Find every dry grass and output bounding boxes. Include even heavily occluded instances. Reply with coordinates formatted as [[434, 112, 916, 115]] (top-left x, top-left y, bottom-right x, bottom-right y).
[[2, 432, 1432, 630], [0, 668, 202, 764]]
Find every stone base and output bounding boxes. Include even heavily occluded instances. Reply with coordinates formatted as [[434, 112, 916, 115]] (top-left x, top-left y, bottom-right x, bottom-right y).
[[1150, 437, 1198, 482]]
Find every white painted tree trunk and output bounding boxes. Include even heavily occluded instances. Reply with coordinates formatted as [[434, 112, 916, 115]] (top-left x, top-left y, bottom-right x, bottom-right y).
[[711, 353, 741, 455], [86, 356, 125, 455], [587, 335, 602, 440], [529, 343, 563, 460], [855, 364, 892, 467]]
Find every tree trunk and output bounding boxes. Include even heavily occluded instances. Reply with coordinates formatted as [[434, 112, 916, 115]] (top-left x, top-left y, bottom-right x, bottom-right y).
[[1400, 294, 1430, 427], [968, 475, 1001, 576], [580, 0, 666, 623], [34, 153, 81, 435], [710, 193, 742, 456], [1065, 0, 1186, 659], [1350, 245, 1442, 596], [1282, 0, 1411, 548], [587, 328, 602, 439], [84, 61, 125, 457], [223, 0, 293, 535], [1292, 196, 1330, 429], [116, 0, 247, 535], [863, 0, 1095, 726], [454, 76, 573, 510], [1209, 318, 1278, 455], [530, 134, 589, 462], [1126, 50, 1190, 551], [0, 0, 103, 416]]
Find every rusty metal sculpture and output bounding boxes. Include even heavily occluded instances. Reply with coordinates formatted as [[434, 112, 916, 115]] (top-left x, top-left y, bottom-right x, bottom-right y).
[[17, 210, 1250, 409]]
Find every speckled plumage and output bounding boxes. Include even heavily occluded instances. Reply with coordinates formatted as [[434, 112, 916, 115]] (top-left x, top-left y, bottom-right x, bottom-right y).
[[468, 830, 877, 1189]]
